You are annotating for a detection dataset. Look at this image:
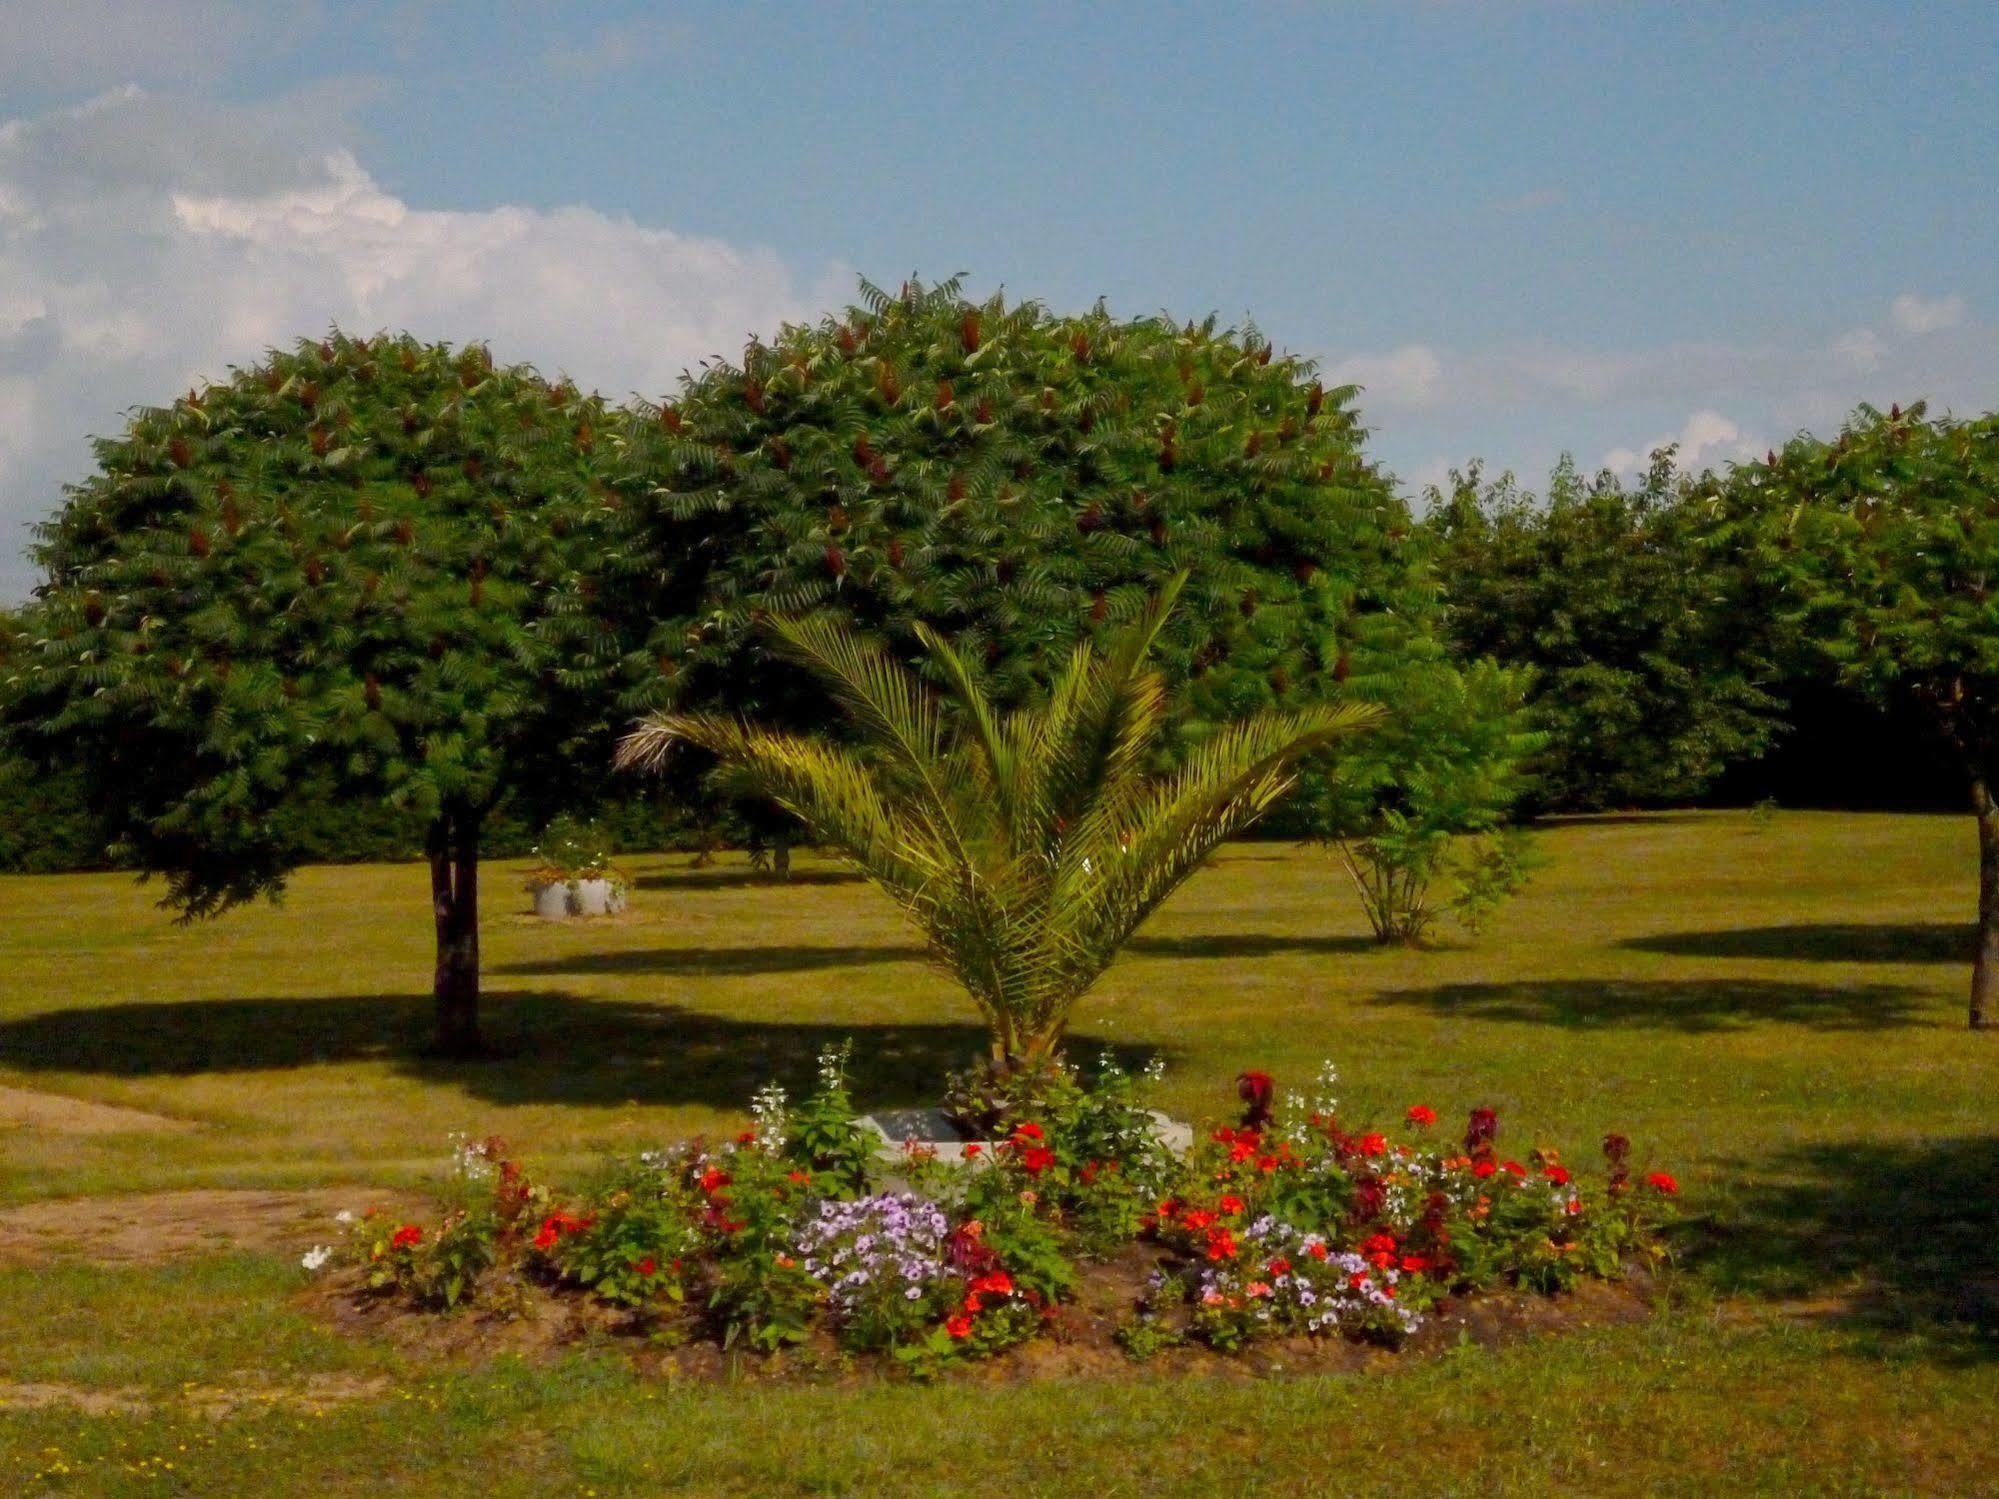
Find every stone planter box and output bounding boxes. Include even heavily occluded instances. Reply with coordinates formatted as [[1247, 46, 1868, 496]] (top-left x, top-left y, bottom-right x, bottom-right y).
[[529, 877, 628, 920], [858, 1107, 1193, 1165]]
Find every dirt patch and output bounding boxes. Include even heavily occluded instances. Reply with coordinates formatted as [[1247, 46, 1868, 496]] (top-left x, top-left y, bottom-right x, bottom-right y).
[[299, 1248, 1660, 1387], [0, 1188, 428, 1267], [0, 1373, 389, 1419], [0, 1085, 197, 1136]]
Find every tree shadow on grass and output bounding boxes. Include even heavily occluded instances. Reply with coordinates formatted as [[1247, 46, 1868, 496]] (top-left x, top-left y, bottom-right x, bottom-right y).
[[631, 869, 865, 892], [493, 944, 929, 978], [1126, 933, 1379, 960], [1694, 1135, 1999, 1360], [1367, 978, 1934, 1032], [1623, 923, 1973, 965], [491, 931, 1379, 979], [0, 992, 1158, 1112]]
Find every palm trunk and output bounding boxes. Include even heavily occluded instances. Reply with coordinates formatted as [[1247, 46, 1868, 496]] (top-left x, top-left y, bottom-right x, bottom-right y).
[[429, 806, 484, 1056], [1973, 780, 1998, 1030]]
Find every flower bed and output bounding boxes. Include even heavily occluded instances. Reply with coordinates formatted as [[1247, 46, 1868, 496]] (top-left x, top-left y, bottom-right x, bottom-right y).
[[303, 1051, 1676, 1376]]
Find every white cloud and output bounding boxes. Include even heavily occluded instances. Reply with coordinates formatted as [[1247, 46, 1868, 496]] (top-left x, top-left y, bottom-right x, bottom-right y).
[[1831, 327, 1885, 372], [0, 88, 844, 594], [1327, 343, 1443, 409], [0, 0, 318, 92], [544, 17, 689, 77], [1600, 408, 1761, 477], [1889, 291, 1967, 335]]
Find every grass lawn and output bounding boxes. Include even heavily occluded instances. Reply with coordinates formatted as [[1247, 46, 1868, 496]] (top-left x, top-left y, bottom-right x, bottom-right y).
[[1, 809, 1995, 1495]]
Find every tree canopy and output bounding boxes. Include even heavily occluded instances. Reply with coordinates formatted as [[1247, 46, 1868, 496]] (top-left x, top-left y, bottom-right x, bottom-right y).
[[1721, 401, 1999, 1026], [1424, 454, 1779, 811], [620, 276, 1434, 769], [4, 332, 660, 1051]]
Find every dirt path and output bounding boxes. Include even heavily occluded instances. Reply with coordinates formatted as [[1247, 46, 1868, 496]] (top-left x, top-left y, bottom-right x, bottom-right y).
[[0, 1187, 427, 1266], [0, 1372, 389, 1417], [0, 1084, 197, 1135]]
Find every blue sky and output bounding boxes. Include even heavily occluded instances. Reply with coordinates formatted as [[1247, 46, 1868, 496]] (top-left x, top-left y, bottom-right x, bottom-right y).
[[1, 0, 1994, 590]]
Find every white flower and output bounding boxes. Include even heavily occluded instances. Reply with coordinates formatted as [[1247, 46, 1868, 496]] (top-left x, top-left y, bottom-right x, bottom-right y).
[[301, 1245, 333, 1272], [334, 1210, 355, 1226]]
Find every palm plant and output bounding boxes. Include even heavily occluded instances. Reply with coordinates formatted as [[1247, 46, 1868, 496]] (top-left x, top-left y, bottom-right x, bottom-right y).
[[615, 577, 1381, 1073]]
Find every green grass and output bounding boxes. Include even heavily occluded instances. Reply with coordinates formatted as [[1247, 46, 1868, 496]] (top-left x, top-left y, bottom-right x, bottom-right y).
[[2, 810, 1995, 1494]]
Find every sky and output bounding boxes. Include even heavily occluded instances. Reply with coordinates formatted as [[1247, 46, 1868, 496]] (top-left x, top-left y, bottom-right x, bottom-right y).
[[0, 0, 1994, 595]]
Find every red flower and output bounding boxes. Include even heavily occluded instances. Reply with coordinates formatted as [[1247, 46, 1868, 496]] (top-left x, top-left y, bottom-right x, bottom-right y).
[[390, 1224, 422, 1250], [1266, 1257, 1291, 1277], [1466, 1106, 1499, 1151], [1546, 1165, 1572, 1185], [1305, 1241, 1329, 1261], [970, 1270, 1013, 1297], [1218, 1195, 1246, 1216], [1020, 1146, 1057, 1175], [1205, 1226, 1239, 1261], [1236, 1070, 1275, 1128], [1012, 1121, 1045, 1142], [945, 1314, 974, 1339], [1400, 1254, 1431, 1274], [1182, 1209, 1217, 1231], [1646, 1172, 1680, 1195], [635, 1257, 658, 1277], [1501, 1160, 1527, 1178], [1358, 1132, 1388, 1157], [1155, 1198, 1180, 1220], [1473, 1160, 1497, 1179], [1406, 1104, 1438, 1127], [787, 1170, 811, 1184], [964, 1143, 983, 1158], [699, 1168, 731, 1195], [736, 1129, 757, 1146]]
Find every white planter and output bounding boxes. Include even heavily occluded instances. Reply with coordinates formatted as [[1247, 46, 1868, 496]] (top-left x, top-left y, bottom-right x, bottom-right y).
[[530, 877, 628, 919]]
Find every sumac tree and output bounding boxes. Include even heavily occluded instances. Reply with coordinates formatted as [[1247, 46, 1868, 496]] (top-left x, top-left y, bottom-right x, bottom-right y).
[[4, 333, 660, 1053], [1723, 403, 1999, 1028]]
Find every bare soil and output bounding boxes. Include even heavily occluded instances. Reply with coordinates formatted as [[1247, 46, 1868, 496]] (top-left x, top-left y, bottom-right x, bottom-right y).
[[0, 1373, 389, 1418], [0, 1084, 198, 1136], [298, 1241, 1660, 1387], [0, 1187, 427, 1267]]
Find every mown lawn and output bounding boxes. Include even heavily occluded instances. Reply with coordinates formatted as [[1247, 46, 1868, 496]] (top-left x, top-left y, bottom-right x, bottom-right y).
[[2, 810, 1995, 1495]]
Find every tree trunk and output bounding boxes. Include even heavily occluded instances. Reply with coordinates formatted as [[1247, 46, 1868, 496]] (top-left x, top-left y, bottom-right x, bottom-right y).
[[772, 830, 792, 882], [1973, 781, 1999, 1030], [429, 807, 484, 1056]]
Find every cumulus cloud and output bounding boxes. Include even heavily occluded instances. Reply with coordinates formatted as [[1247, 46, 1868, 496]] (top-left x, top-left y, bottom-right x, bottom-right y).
[[1600, 408, 1761, 478], [0, 88, 843, 594], [1334, 289, 1994, 493], [544, 17, 689, 77], [1327, 343, 1444, 408], [1889, 291, 1967, 335], [0, 0, 318, 92]]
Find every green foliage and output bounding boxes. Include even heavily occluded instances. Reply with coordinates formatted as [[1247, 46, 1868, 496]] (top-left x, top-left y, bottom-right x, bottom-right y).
[[619, 275, 1433, 805], [617, 577, 1380, 1066], [1719, 403, 1999, 743], [779, 1043, 879, 1195], [1425, 454, 1780, 810], [3, 332, 661, 919], [1315, 655, 1543, 943]]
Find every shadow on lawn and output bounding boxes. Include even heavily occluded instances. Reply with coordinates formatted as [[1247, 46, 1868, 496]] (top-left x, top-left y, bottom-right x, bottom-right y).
[[1368, 977, 1933, 1032], [0, 991, 1157, 1111], [1696, 1135, 1999, 1360], [631, 868, 865, 892], [1623, 922, 1972, 965], [492, 931, 1377, 979]]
